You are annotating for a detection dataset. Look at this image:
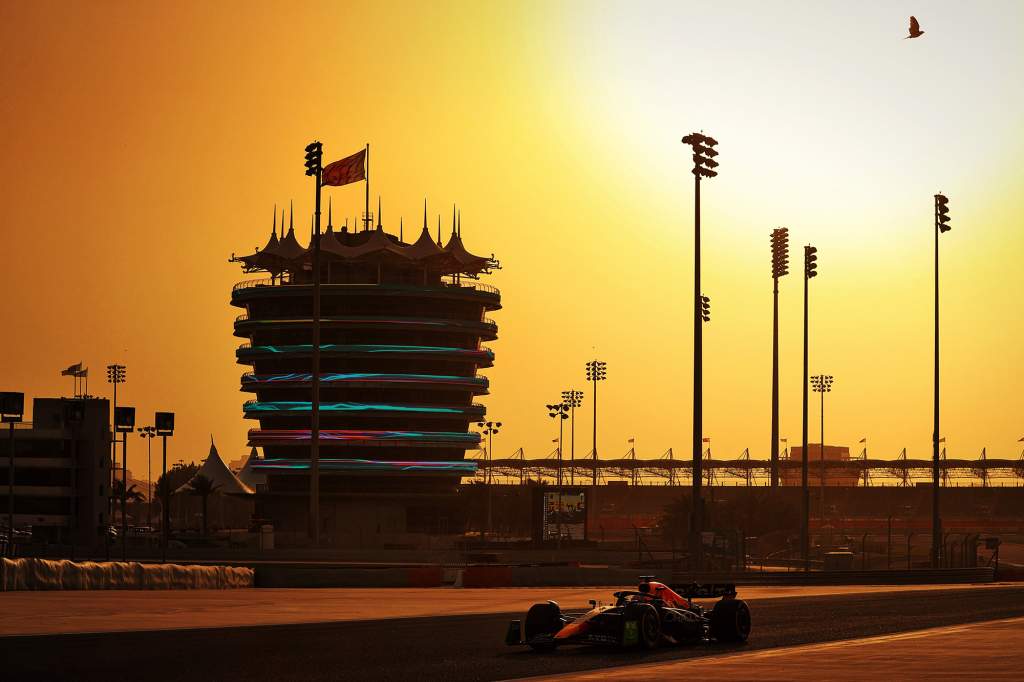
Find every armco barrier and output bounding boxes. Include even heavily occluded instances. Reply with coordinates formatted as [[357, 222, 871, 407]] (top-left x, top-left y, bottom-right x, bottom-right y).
[[0, 558, 253, 590]]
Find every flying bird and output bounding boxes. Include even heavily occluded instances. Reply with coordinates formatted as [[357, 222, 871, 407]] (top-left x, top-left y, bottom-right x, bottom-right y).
[[905, 16, 924, 39]]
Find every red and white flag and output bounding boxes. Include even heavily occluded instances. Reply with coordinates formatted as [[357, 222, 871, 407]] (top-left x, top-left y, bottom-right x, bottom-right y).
[[322, 149, 366, 186]]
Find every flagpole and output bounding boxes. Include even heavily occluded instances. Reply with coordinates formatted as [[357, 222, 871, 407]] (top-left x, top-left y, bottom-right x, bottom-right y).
[[364, 143, 370, 231]]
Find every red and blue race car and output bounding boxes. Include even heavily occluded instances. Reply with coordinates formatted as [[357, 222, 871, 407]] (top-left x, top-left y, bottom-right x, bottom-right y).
[[505, 576, 751, 650]]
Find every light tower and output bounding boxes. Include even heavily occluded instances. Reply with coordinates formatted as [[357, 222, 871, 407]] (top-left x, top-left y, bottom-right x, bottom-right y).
[[932, 192, 951, 567], [561, 390, 583, 485], [681, 131, 718, 570], [800, 245, 818, 570], [770, 227, 790, 487], [585, 360, 607, 485], [810, 374, 834, 528]]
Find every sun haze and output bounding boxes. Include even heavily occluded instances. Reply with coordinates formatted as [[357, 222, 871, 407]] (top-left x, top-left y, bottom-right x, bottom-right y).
[[1, 1, 1022, 475]]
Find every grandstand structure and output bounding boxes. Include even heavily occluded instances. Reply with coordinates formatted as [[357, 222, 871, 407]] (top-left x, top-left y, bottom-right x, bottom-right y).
[[472, 444, 1024, 487]]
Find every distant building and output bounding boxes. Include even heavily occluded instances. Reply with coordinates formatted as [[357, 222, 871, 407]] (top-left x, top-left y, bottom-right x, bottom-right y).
[[1, 397, 112, 547], [782, 444, 861, 487], [230, 208, 500, 543]]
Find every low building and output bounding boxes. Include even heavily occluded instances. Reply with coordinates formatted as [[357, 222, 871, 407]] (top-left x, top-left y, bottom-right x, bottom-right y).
[[0, 397, 112, 548], [782, 444, 861, 487]]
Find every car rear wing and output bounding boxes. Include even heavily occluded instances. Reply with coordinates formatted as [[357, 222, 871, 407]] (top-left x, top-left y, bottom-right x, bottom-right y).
[[671, 582, 737, 599]]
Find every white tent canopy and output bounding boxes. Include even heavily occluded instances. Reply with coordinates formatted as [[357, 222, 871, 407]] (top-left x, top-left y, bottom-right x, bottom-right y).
[[237, 446, 267, 490], [174, 437, 255, 496]]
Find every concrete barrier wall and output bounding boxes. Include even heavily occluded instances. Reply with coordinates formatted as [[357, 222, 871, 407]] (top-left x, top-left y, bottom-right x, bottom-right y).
[[0, 558, 254, 591], [254, 565, 443, 588], [245, 562, 999, 589], [670, 567, 996, 586]]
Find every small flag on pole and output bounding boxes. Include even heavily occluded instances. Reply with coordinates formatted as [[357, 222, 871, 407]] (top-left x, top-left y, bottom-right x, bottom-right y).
[[552, 438, 559, 443], [859, 438, 867, 443], [76, 367, 88, 378], [702, 437, 711, 443], [61, 362, 83, 376], [322, 149, 367, 187], [628, 438, 635, 443], [938, 437, 946, 443]]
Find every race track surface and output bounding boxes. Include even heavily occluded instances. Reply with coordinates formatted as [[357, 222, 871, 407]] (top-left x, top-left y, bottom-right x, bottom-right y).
[[0, 582, 1010, 637], [4, 585, 1024, 681], [538, 615, 1024, 681]]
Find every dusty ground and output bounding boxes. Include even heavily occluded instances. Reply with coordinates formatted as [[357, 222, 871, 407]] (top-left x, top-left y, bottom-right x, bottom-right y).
[[538, 615, 1024, 681], [0, 582, 1011, 636]]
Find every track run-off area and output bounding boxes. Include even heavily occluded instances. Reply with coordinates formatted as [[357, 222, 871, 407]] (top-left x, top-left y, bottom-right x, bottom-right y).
[[3, 584, 1023, 681]]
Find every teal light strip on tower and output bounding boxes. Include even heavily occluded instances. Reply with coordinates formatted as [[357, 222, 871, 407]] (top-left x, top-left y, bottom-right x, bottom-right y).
[[243, 401, 482, 415]]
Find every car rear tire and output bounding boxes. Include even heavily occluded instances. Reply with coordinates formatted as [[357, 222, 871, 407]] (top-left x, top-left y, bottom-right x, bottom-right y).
[[524, 602, 561, 651], [710, 598, 751, 643]]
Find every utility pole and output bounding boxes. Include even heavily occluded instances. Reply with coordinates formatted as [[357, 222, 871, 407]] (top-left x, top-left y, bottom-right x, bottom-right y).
[[933, 193, 951, 567], [770, 228, 790, 487], [682, 131, 719, 570]]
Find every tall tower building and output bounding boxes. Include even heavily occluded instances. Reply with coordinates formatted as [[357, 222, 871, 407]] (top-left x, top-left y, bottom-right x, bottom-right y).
[[230, 207, 500, 541]]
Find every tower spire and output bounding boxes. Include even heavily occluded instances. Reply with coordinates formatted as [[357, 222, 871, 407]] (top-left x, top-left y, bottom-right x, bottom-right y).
[[272, 203, 277, 238], [400, 217, 404, 242], [327, 197, 333, 231], [281, 208, 285, 236], [376, 196, 382, 230], [289, 200, 294, 234], [437, 214, 442, 246], [457, 209, 461, 238], [452, 203, 457, 236], [423, 198, 428, 231]]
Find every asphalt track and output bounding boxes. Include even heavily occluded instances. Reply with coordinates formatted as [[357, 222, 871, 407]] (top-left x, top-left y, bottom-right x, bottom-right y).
[[5, 586, 1024, 681]]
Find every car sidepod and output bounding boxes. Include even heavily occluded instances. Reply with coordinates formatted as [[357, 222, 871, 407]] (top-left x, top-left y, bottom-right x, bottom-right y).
[[659, 607, 704, 643]]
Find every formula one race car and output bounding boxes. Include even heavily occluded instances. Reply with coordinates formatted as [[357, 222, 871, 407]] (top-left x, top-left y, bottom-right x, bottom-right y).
[[505, 577, 750, 651]]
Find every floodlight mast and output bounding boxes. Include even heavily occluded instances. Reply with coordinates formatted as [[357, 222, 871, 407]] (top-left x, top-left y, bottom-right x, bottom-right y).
[[585, 360, 607, 485], [932, 193, 951, 567], [801, 245, 818, 570], [681, 131, 718, 570], [770, 228, 790, 488]]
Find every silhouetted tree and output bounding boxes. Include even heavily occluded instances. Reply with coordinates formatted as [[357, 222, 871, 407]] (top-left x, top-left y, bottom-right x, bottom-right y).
[[152, 463, 199, 532], [188, 474, 220, 536], [112, 478, 145, 524]]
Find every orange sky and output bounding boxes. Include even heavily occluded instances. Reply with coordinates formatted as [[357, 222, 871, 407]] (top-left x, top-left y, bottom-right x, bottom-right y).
[[1, 1, 1022, 478]]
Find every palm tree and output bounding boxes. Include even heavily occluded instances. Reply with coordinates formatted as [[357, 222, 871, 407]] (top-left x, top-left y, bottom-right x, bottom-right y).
[[188, 474, 220, 537], [112, 478, 145, 525], [152, 463, 198, 534]]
